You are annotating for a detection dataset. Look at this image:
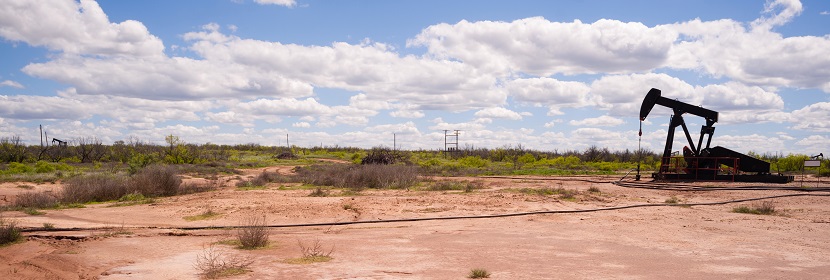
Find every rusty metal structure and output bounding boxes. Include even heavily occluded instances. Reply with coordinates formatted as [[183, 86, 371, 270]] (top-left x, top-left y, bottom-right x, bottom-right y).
[[639, 88, 793, 183]]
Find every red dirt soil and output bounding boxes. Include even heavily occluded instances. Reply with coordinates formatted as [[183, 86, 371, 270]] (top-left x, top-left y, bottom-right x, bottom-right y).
[[1, 168, 829, 279]]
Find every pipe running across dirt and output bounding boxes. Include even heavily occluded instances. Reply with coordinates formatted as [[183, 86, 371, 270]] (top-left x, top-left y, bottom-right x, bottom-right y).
[[20, 178, 830, 233]]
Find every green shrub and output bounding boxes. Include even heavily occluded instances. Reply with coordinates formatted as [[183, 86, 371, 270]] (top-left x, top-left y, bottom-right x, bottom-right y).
[[517, 153, 536, 165], [34, 161, 56, 173], [4, 162, 33, 174], [127, 153, 157, 174], [459, 156, 488, 168]]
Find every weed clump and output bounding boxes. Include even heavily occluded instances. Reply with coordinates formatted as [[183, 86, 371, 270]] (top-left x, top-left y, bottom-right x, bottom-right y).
[[308, 187, 329, 197], [468, 268, 491, 279], [286, 239, 334, 264], [0, 217, 22, 246], [194, 245, 253, 279], [733, 201, 776, 215]]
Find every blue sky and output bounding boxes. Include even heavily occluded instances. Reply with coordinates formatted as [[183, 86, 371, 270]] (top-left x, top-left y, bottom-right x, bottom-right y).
[[1, 0, 829, 156]]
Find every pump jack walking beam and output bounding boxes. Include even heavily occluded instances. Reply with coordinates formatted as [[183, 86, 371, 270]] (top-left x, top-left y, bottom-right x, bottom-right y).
[[639, 88, 718, 159]]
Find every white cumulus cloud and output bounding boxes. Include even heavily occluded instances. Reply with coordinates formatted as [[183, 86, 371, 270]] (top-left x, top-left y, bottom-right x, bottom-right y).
[[474, 107, 523, 120], [0, 0, 164, 57], [0, 80, 24, 88]]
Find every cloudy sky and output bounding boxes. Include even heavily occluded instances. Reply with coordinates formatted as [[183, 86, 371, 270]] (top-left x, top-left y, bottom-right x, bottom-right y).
[[1, 0, 829, 155]]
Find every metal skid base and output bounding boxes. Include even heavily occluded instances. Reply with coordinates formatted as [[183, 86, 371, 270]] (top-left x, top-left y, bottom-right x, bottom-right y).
[[654, 173, 795, 184]]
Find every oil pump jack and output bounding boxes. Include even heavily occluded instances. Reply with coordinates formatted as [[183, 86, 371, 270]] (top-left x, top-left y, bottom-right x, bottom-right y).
[[639, 88, 793, 183]]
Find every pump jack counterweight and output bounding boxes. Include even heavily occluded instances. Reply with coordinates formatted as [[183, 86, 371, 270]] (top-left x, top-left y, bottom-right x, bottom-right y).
[[639, 88, 793, 183]]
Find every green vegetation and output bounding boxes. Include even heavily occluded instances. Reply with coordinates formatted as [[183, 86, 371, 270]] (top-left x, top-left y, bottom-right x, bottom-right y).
[[665, 196, 680, 204], [733, 201, 777, 215], [22, 208, 45, 215]]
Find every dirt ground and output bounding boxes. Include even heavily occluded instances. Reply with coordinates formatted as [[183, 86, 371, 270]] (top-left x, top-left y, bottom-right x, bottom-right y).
[[2, 166, 829, 279]]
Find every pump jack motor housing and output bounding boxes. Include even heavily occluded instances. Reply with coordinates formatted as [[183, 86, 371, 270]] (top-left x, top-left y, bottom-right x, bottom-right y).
[[639, 88, 793, 183]]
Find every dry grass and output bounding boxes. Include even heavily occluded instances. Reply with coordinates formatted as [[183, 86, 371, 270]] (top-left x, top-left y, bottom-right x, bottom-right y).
[[425, 180, 485, 192], [236, 171, 291, 189], [184, 208, 222, 221]]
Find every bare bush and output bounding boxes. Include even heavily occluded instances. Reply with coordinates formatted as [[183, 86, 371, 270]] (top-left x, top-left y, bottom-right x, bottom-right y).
[[14, 191, 60, 208], [63, 174, 132, 203], [340, 165, 418, 190], [275, 152, 297, 159], [131, 164, 181, 196], [361, 147, 398, 165], [194, 245, 253, 279], [291, 164, 420, 190], [291, 238, 334, 264], [237, 215, 269, 249]]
